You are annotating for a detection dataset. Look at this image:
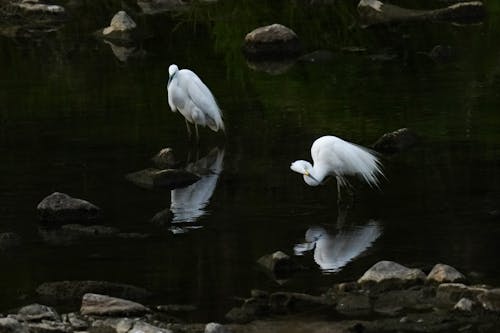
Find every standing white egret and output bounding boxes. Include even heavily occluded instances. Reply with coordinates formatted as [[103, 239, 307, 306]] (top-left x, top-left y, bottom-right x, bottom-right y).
[[167, 64, 225, 140], [290, 135, 383, 201]]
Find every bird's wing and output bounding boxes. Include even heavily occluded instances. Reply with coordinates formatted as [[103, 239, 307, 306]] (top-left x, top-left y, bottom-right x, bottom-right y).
[[314, 137, 383, 187], [181, 71, 224, 131]]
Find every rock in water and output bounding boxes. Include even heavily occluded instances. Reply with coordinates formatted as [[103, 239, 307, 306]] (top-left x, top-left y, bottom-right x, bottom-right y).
[[125, 168, 200, 189], [37, 192, 101, 224], [103, 11, 136, 35], [80, 293, 150, 316], [358, 0, 485, 27], [243, 24, 301, 59], [358, 261, 426, 290], [152, 148, 177, 169], [372, 128, 418, 154], [427, 263, 467, 284]]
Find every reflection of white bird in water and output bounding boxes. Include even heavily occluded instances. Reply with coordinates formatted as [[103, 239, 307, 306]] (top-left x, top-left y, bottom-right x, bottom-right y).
[[170, 148, 224, 224], [294, 221, 382, 273], [167, 64, 225, 140], [290, 135, 383, 202]]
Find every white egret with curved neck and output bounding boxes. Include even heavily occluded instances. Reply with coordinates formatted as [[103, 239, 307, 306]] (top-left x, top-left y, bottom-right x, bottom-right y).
[[290, 135, 383, 201], [167, 64, 225, 140]]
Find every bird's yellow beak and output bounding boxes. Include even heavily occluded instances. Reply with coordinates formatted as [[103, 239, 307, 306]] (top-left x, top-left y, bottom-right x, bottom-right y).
[[304, 171, 310, 176]]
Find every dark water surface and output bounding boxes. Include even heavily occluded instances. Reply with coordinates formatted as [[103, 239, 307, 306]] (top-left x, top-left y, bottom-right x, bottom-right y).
[[1, 1, 500, 321]]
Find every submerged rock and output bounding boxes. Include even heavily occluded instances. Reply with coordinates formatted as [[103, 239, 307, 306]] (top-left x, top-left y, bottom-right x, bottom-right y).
[[427, 263, 467, 284], [125, 168, 200, 190], [358, 261, 426, 290], [243, 24, 301, 59], [372, 128, 418, 154], [152, 148, 177, 169], [358, 0, 485, 27], [0, 232, 22, 251], [38, 224, 119, 246], [80, 293, 150, 316], [37, 192, 101, 224], [36, 280, 152, 303], [257, 251, 302, 279]]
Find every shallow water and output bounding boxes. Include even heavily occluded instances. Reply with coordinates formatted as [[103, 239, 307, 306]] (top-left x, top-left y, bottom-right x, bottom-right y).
[[1, 1, 500, 321]]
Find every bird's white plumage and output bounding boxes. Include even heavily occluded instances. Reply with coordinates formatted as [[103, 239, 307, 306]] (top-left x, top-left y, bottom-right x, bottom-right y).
[[170, 148, 224, 223], [167, 64, 224, 134], [295, 221, 382, 272], [290, 135, 383, 189]]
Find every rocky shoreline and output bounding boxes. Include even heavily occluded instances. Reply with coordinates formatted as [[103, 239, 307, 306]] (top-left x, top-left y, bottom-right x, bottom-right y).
[[2, 261, 500, 333]]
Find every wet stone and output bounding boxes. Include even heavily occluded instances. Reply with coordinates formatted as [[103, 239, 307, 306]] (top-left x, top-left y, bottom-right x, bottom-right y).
[[358, 261, 426, 291], [436, 283, 488, 305], [257, 251, 302, 279], [243, 24, 301, 59], [0, 317, 29, 333], [37, 192, 101, 224], [80, 293, 150, 316], [17, 304, 60, 322], [478, 288, 500, 312], [372, 128, 418, 154], [125, 168, 200, 190], [152, 148, 177, 169], [427, 263, 467, 284]]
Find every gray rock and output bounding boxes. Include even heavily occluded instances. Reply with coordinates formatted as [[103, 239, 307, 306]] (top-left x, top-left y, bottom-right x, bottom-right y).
[[62, 312, 88, 330], [125, 168, 200, 190], [0, 318, 29, 333], [104, 11, 136, 33], [427, 263, 467, 284], [358, 261, 426, 290], [478, 288, 500, 312], [17, 304, 60, 322], [225, 307, 256, 324], [335, 294, 372, 317], [372, 128, 418, 154], [357, 0, 485, 27], [152, 148, 177, 169], [137, 0, 186, 15], [453, 298, 474, 312], [245, 58, 296, 75], [27, 320, 72, 333], [36, 280, 151, 303], [116, 319, 172, 333], [0, 232, 22, 251], [243, 24, 301, 59], [80, 293, 150, 316], [15, 1, 65, 14], [436, 283, 488, 305], [37, 192, 101, 224], [205, 322, 230, 333], [257, 251, 302, 279]]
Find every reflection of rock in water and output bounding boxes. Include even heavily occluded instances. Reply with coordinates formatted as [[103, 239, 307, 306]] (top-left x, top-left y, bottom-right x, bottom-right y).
[[295, 220, 382, 273], [104, 40, 144, 62], [170, 148, 225, 227]]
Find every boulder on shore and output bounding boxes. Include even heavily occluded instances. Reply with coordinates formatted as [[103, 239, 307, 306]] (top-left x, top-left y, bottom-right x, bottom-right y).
[[37, 192, 101, 224], [80, 293, 150, 316], [358, 260, 426, 290]]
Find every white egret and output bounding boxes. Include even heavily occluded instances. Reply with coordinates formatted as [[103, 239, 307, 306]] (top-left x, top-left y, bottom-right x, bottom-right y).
[[294, 221, 382, 273], [167, 64, 225, 140], [170, 148, 224, 225], [290, 135, 383, 201]]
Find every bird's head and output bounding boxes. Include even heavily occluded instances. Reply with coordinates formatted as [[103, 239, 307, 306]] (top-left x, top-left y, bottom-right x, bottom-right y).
[[290, 160, 321, 186], [167, 64, 179, 87], [305, 226, 327, 242]]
